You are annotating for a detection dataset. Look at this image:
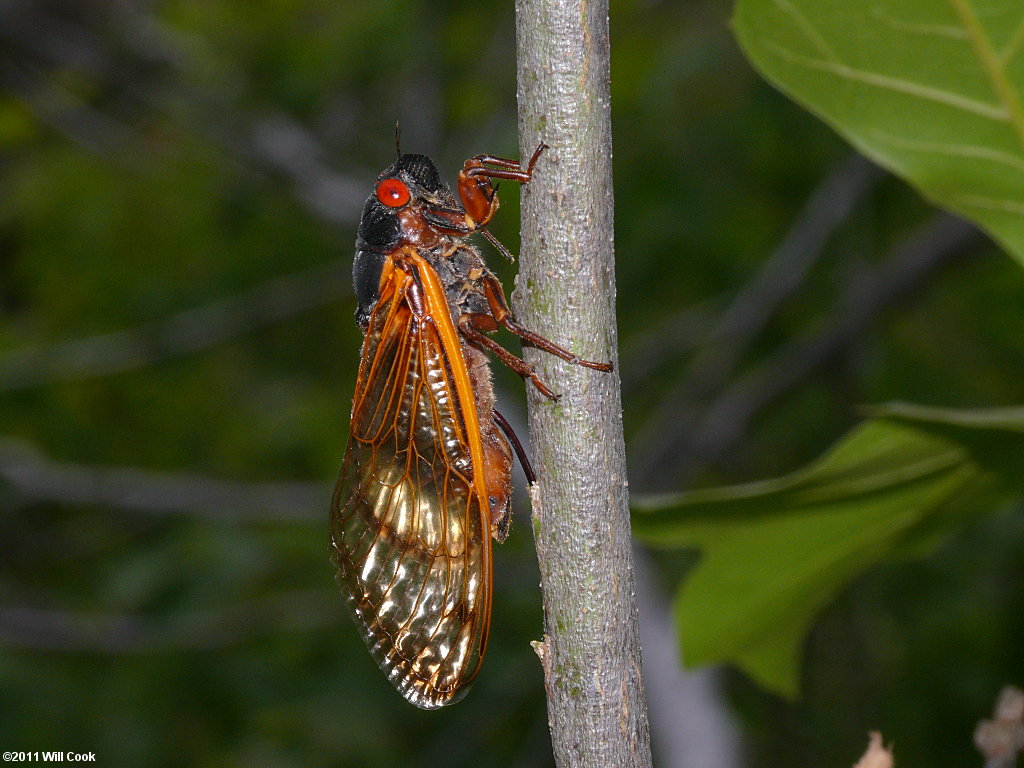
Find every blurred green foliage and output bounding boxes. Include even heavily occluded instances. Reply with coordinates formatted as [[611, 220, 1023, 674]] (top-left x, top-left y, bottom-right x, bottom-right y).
[[1, 1, 1022, 767]]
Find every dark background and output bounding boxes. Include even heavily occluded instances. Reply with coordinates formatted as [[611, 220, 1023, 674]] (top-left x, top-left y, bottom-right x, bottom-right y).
[[1, 1, 1022, 766]]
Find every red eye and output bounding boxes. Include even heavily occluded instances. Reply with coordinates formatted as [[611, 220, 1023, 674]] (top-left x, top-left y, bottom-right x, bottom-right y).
[[375, 178, 411, 208]]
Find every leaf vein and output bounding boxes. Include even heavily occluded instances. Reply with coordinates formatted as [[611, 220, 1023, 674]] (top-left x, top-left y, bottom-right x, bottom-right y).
[[950, 193, 1024, 215], [869, 8, 967, 40], [868, 130, 1024, 172], [999, 14, 1024, 65], [768, 0, 839, 62], [764, 42, 1009, 121], [794, 450, 964, 503], [948, 0, 1024, 149]]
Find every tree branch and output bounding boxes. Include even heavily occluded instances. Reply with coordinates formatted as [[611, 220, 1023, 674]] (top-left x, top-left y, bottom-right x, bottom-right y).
[[633, 547, 744, 768], [686, 153, 882, 393], [0, 438, 322, 521], [0, 590, 334, 653], [644, 212, 983, 488], [0, 260, 348, 391], [633, 154, 883, 467], [0, 10, 366, 227], [515, 1, 653, 765]]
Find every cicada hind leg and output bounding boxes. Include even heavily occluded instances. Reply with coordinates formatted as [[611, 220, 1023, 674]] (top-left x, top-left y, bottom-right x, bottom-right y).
[[484, 408, 535, 538], [457, 271, 613, 402]]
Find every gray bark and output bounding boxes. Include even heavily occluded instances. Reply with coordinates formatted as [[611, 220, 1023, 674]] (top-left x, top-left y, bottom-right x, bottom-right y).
[[513, 1, 653, 766]]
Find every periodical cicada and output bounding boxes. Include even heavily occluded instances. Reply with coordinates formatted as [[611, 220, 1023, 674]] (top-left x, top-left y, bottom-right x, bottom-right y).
[[330, 141, 612, 708]]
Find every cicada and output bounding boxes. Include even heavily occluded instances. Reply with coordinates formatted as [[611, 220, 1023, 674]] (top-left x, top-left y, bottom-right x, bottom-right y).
[[330, 142, 612, 709]]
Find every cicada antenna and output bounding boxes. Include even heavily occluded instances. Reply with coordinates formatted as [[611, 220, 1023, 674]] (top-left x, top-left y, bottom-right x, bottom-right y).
[[394, 122, 402, 159]]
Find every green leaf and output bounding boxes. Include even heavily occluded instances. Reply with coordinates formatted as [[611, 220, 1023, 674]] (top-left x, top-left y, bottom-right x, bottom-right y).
[[632, 403, 1024, 697], [733, 0, 1024, 265]]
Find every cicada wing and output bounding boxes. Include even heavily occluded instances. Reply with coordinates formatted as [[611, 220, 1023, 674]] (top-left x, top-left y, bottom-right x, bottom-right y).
[[331, 261, 491, 709]]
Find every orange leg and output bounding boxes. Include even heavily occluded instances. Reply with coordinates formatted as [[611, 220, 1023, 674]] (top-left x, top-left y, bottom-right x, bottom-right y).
[[458, 314, 560, 401], [458, 143, 548, 228], [481, 273, 613, 372], [464, 143, 549, 183]]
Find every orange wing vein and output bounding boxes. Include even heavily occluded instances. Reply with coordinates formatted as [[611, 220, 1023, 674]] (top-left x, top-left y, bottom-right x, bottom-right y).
[[330, 249, 492, 709]]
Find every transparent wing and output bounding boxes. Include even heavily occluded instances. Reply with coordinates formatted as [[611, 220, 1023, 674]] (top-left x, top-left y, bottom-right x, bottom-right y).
[[330, 260, 491, 709]]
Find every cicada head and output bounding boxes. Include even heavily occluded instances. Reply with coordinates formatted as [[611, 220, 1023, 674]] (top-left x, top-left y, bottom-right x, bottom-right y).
[[353, 154, 462, 327], [356, 154, 457, 250]]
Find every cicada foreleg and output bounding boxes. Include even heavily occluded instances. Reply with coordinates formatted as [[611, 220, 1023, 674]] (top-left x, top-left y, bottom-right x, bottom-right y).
[[465, 142, 549, 183], [458, 143, 548, 229], [421, 144, 546, 261]]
